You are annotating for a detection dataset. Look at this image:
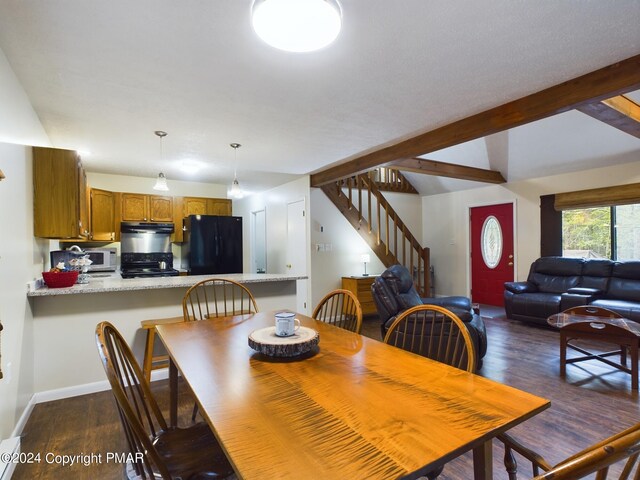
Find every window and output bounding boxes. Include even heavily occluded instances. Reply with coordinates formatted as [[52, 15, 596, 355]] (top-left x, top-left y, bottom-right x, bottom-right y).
[[562, 204, 640, 260]]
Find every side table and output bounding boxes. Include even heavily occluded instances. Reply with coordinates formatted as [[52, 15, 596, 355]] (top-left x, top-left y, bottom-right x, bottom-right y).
[[547, 312, 640, 390], [342, 275, 378, 316]]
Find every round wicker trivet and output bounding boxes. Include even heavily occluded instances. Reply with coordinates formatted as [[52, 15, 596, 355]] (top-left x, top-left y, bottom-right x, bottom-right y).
[[248, 326, 319, 357]]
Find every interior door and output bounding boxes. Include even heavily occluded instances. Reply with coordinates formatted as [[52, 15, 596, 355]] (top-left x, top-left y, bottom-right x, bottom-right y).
[[286, 200, 307, 276], [470, 203, 514, 306]]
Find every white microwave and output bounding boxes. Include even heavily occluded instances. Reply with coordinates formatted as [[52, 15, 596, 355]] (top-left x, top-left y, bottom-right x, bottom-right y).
[[83, 248, 118, 272]]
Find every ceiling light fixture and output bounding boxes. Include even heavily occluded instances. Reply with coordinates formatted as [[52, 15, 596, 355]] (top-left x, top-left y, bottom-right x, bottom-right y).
[[153, 131, 169, 192], [251, 0, 342, 53], [229, 143, 244, 199]]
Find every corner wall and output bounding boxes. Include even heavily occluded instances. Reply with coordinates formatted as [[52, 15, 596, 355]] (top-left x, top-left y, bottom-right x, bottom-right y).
[[0, 44, 51, 439], [233, 176, 311, 311], [309, 187, 423, 309], [422, 161, 640, 297]]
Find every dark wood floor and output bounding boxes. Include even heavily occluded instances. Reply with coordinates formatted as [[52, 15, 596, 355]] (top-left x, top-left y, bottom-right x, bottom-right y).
[[14, 310, 640, 479]]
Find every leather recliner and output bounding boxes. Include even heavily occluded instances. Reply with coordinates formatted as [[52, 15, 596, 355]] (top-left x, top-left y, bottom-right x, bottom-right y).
[[371, 264, 488, 369]]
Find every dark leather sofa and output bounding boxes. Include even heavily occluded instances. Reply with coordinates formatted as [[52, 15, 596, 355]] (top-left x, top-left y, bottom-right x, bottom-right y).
[[371, 264, 488, 368], [504, 256, 640, 325]]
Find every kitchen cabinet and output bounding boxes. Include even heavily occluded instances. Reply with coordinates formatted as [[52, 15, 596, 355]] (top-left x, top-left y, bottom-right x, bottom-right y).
[[33, 147, 90, 239], [207, 198, 232, 216], [341, 275, 379, 316], [90, 188, 115, 241], [173, 196, 232, 242], [121, 193, 173, 222]]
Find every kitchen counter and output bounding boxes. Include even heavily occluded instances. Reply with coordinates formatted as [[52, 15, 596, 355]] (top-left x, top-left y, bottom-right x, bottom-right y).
[[27, 273, 307, 297], [28, 272, 308, 396]]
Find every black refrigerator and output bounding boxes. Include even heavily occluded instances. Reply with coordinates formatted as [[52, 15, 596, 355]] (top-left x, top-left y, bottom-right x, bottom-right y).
[[182, 215, 243, 275]]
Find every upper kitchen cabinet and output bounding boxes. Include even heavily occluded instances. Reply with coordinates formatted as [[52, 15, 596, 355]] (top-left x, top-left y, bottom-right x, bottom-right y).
[[90, 188, 115, 241], [207, 198, 232, 216], [120, 193, 173, 222], [33, 147, 90, 239], [172, 197, 232, 242]]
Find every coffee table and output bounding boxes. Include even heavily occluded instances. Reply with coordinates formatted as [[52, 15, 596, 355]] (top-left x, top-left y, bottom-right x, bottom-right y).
[[547, 312, 640, 390]]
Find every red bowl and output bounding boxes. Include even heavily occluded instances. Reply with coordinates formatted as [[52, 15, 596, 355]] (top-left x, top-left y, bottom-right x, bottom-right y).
[[42, 271, 79, 288]]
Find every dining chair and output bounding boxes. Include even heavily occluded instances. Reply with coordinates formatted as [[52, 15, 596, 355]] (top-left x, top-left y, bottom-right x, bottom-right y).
[[383, 304, 476, 373], [95, 321, 234, 480], [183, 278, 259, 321], [383, 304, 476, 480], [312, 288, 363, 333], [498, 422, 640, 479], [183, 278, 259, 420], [141, 278, 260, 383]]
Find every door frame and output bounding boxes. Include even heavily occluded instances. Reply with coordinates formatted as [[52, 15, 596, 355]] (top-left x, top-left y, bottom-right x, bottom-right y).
[[466, 200, 517, 299]]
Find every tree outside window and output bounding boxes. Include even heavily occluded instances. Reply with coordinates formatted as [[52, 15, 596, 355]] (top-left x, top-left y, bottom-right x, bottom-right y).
[[562, 204, 640, 260]]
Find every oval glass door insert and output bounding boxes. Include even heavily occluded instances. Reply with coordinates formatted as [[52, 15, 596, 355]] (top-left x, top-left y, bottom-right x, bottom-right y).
[[481, 215, 503, 269]]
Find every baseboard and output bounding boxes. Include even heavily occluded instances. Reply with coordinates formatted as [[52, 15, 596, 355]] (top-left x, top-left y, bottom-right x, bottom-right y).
[[33, 380, 111, 404], [150, 369, 169, 383], [11, 371, 171, 440], [0, 436, 20, 480], [11, 395, 36, 438]]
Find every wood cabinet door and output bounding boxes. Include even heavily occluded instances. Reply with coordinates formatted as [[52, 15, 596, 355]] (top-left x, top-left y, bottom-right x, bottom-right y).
[[149, 195, 173, 222], [183, 197, 209, 217], [33, 147, 82, 238], [78, 164, 89, 238], [121, 193, 148, 221], [207, 198, 232, 216], [90, 189, 115, 241]]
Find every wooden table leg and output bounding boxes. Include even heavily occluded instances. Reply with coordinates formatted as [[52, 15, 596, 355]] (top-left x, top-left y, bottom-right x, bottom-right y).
[[169, 358, 178, 428], [560, 332, 567, 377], [631, 341, 639, 391], [472, 440, 493, 480]]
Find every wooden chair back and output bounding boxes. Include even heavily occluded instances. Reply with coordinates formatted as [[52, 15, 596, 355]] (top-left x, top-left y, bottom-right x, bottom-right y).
[[312, 289, 363, 333], [499, 422, 640, 479], [563, 306, 623, 318], [383, 304, 476, 372], [183, 278, 259, 321], [95, 321, 170, 479]]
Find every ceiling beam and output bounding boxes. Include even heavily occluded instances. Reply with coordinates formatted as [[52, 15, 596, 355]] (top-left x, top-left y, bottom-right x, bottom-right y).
[[576, 95, 640, 138], [390, 158, 506, 183], [310, 54, 640, 187]]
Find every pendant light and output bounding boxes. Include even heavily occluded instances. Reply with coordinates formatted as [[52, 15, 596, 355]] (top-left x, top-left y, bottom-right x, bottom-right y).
[[251, 0, 342, 53], [153, 131, 169, 192], [229, 143, 243, 199]]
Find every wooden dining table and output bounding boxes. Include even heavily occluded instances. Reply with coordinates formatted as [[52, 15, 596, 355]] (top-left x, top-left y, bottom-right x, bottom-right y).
[[156, 311, 550, 480]]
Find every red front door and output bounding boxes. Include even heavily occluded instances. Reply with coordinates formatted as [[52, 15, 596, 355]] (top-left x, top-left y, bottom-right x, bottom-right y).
[[470, 203, 514, 306]]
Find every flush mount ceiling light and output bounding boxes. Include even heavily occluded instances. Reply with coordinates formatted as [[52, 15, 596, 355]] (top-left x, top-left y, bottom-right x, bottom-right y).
[[229, 143, 244, 199], [251, 0, 342, 53], [153, 131, 169, 192]]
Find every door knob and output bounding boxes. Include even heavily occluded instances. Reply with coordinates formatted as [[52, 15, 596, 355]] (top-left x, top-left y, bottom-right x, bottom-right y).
[[286, 264, 292, 269], [508, 254, 514, 259], [508, 262, 514, 266]]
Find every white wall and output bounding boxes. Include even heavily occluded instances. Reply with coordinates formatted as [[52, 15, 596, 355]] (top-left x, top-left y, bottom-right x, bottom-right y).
[[422, 161, 640, 297], [233, 176, 311, 311], [0, 44, 51, 439], [87, 172, 228, 198], [309, 188, 423, 308]]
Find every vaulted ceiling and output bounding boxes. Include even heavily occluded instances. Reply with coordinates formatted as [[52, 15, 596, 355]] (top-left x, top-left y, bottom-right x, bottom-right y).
[[0, 1, 638, 196]]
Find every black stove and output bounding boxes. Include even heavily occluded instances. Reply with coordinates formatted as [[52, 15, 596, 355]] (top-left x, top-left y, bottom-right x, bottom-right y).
[[120, 252, 179, 279]]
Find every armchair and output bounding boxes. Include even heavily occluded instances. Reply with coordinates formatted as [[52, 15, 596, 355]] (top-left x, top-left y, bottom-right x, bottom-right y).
[[372, 264, 487, 368]]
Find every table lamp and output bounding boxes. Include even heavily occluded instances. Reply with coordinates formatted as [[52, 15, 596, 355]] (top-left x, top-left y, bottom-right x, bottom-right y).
[[361, 254, 371, 276]]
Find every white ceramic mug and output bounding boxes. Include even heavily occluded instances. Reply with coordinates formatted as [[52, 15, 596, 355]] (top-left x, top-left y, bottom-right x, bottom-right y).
[[275, 312, 301, 337]]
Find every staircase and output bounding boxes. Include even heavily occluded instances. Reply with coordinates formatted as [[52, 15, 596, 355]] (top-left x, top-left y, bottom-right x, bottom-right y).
[[321, 169, 430, 296]]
